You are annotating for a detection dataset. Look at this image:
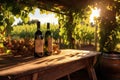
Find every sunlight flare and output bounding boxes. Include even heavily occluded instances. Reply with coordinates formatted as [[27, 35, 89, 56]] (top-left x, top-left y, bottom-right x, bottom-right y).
[[90, 8, 100, 24]]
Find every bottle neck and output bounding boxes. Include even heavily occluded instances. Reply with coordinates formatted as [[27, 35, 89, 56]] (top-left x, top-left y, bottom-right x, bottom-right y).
[[37, 26, 40, 30], [37, 21, 40, 30], [47, 23, 50, 30]]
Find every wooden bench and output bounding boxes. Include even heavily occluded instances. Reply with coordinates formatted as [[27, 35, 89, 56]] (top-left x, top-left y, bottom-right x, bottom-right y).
[[0, 49, 100, 80]]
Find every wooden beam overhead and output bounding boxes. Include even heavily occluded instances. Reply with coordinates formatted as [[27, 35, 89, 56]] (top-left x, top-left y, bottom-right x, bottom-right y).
[[34, 0, 94, 15], [37, 0, 94, 11]]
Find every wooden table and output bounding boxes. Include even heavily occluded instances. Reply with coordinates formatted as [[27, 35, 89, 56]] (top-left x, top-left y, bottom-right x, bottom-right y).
[[0, 49, 100, 80]]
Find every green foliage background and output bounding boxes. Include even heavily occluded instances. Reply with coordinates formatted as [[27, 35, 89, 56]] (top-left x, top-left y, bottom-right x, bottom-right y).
[[10, 22, 95, 47], [0, 0, 120, 51]]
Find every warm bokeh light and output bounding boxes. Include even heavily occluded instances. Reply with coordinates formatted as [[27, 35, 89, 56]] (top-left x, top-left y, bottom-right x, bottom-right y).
[[90, 8, 100, 24]]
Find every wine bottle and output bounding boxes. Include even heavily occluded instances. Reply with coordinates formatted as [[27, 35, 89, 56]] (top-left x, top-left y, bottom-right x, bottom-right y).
[[34, 21, 44, 58], [44, 23, 53, 56]]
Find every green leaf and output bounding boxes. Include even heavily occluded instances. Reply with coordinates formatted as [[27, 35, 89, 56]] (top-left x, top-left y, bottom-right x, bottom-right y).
[[30, 9, 35, 14], [23, 17, 29, 23], [9, 16, 15, 25], [15, 14, 20, 18]]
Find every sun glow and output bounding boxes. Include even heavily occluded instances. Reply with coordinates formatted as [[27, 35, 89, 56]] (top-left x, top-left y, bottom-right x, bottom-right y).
[[90, 8, 100, 24]]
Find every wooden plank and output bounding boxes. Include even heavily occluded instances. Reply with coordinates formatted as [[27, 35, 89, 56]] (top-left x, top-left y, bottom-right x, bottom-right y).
[[0, 49, 100, 76], [37, 59, 87, 80], [0, 49, 100, 80]]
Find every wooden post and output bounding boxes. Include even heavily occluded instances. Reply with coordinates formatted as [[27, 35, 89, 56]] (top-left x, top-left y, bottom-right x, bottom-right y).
[[94, 25, 98, 51], [86, 59, 97, 80], [67, 74, 71, 80], [32, 73, 38, 80]]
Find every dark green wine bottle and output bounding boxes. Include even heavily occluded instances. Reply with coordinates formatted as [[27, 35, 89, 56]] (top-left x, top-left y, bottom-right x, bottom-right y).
[[34, 21, 44, 58], [44, 23, 53, 56]]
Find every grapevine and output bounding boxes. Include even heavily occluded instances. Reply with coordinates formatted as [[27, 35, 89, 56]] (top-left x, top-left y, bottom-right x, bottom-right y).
[[3, 38, 34, 56]]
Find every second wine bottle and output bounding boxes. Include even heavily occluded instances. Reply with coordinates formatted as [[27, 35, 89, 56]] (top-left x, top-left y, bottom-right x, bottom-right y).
[[44, 23, 53, 56]]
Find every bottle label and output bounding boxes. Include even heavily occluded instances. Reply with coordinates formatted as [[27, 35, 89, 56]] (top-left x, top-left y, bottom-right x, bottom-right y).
[[35, 39, 44, 53], [48, 37, 52, 52]]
